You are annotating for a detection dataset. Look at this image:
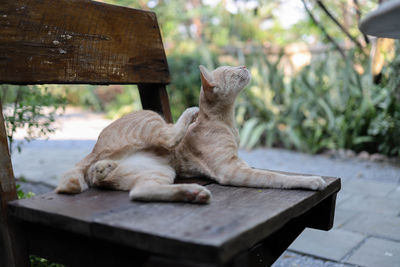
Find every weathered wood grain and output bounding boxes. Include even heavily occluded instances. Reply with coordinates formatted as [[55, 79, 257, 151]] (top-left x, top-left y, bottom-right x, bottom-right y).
[[8, 176, 340, 265], [7, 188, 134, 236], [0, 0, 170, 84]]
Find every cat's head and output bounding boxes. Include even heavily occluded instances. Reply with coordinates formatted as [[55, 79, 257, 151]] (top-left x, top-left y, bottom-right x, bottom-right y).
[[199, 65, 250, 102]]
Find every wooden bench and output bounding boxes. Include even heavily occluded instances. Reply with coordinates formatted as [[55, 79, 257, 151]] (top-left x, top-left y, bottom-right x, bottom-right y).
[[0, 1, 341, 266]]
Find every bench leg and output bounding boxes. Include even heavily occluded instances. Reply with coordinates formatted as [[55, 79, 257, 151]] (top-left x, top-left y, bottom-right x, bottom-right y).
[[228, 216, 306, 267], [306, 193, 337, 230], [7, 218, 29, 267], [0, 103, 29, 267], [229, 193, 338, 267]]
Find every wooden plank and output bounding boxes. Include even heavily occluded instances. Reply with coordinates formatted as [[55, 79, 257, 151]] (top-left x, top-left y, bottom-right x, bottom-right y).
[[229, 192, 338, 267], [0, 0, 170, 84], [7, 188, 134, 236], [0, 102, 21, 267], [305, 193, 337, 230], [7, 177, 213, 236], [9, 175, 339, 264], [138, 84, 173, 123], [229, 216, 306, 267], [26, 222, 150, 267], [91, 179, 336, 264], [27, 222, 219, 267]]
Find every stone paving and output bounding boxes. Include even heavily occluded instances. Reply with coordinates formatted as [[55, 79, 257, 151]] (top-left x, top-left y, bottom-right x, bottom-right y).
[[240, 150, 400, 267], [11, 108, 400, 267]]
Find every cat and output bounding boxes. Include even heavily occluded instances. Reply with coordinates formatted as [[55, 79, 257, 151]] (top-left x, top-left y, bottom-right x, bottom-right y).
[[56, 65, 327, 203]]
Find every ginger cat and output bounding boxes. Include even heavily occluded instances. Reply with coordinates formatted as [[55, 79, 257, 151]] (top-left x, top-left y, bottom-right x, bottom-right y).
[[56, 65, 326, 203]]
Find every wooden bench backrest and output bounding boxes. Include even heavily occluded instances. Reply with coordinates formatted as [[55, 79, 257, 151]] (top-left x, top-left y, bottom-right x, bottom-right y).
[[0, 1, 171, 265], [0, 0, 170, 84]]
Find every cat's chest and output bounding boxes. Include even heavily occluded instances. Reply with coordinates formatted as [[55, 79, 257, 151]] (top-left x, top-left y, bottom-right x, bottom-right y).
[[185, 124, 237, 152]]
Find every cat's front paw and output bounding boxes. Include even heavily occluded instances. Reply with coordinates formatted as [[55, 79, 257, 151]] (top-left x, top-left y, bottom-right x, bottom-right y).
[[182, 184, 211, 204], [304, 176, 327, 190], [56, 169, 88, 194], [183, 107, 199, 124]]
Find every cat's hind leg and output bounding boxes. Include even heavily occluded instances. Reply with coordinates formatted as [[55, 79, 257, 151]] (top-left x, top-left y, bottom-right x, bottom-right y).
[[88, 152, 211, 203], [129, 174, 211, 204], [87, 159, 118, 186], [130, 180, 211, 204]]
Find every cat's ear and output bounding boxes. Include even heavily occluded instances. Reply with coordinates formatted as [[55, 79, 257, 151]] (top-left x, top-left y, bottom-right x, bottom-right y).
[[199, 65, 216, 92]]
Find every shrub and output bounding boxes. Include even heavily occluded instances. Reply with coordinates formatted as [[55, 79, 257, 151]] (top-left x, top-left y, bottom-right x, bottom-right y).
[[0, 85, 66, 154], [238, 46, 400, 157]]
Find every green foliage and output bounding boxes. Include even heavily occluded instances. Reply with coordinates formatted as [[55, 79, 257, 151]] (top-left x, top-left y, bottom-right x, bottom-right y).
[[30, 255, 64, 267], [0, 85, 66, 154], [369, 45, 400, 156], [82, 0, 398, 157], [16, 184, 35, 199], [4, 0, 394, 157], [167, 45, 218, 120], [104, 85, 142, 119], [238, 47, 400, 157]]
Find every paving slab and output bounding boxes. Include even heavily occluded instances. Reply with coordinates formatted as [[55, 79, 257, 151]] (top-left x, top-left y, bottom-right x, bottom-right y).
[[338, 195, 400, 216], [341, 179, 397, 197], [387, 185, 400, 201], [333, 209, 359, 229], [342, 212, 400, 241], [12, 141, 94, 186], [289, 228, 365, 261], [272, 251, 355, 267], [336, 191, 353, 206], [239, 149, 400, 184], [346, 237, 400, 267]]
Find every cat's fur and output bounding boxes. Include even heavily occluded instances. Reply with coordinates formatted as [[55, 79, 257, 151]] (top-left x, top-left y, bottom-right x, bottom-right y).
[[56, 65, 326, 203]]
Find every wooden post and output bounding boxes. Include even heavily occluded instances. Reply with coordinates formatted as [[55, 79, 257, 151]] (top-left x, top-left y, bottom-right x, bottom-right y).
[[306, 193, 338, 230], [0, 102, 18, 267], [138, 84, 173, 123]]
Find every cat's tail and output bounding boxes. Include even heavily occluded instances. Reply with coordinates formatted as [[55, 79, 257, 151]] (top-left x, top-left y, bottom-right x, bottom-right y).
[[214, 159, 326, 191]]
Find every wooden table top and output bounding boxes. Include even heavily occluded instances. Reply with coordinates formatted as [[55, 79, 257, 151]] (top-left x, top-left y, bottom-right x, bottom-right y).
[[360, 1, 400, 39], [8, 176, 340, 264]]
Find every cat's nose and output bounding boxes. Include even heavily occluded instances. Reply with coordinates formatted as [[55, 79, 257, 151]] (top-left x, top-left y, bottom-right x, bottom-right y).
[[240, 65, 246, 69]]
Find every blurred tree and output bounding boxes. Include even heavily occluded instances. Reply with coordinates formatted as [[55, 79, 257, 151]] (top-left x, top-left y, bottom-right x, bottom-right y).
[[92, 0, 400, 157], [0, 85, 66, 154]]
